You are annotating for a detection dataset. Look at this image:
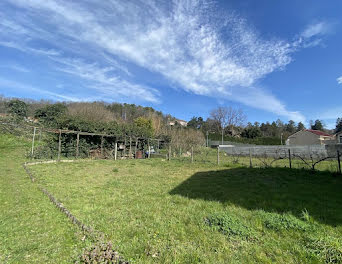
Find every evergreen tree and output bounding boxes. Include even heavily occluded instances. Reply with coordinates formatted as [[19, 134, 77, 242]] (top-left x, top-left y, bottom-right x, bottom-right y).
[[311, 119, 324, 131], [297, 122, 305, 131], [335, 118, 342, 133]]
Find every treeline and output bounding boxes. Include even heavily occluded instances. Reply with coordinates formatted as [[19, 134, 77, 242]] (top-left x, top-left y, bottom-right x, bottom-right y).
[[187, 107, 341, 145], [2, 96, 341, 148]]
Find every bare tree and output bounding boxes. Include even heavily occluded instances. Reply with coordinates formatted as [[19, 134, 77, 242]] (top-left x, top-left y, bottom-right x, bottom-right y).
[[210, 106, 246, 136]]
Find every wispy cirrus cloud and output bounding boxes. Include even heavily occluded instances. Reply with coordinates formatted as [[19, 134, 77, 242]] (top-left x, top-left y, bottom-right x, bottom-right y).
[[0, 63, 30, 73], [0, 77, 80, 101], [0, 0, 327, 121], [51, 58, 160, 103], [295, 21, 334, 48], [301, 22, 333, 39]]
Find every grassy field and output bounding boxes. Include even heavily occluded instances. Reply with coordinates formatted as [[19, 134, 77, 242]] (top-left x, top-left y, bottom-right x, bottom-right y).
[[0, 134, 90, 263], [29, 154, 342, 263], [1, 133, 342, 263]]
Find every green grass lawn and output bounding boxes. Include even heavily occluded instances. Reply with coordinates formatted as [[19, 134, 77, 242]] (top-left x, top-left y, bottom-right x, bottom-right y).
[[29, 155, 342, 263], [1, 132, 341, 263], [0, 134, 89, 263]]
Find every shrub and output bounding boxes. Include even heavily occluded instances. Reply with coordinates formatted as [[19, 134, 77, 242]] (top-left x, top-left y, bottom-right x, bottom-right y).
[[6, 99, 27, 119]]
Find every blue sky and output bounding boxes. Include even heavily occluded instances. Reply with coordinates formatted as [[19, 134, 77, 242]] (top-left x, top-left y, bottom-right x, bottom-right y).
[[0, 0, 341, 128]]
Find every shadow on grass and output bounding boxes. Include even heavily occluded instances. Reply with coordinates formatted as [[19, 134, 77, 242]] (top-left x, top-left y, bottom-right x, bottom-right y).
[[170, 167, 342, 226]]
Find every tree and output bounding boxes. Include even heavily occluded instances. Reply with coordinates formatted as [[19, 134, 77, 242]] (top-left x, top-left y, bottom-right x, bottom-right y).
[[209, 106, 246, 135], [187, 116, 204, 130], [6, 99, 27, 119], [241, 126, 261, 139], [335, 118, 342, 134], [34, 103, 67, 126], [311, 119, 324, 131], [285, 120, 296, 134], [297, 122, 305, 131], [134, 117, 154, 138]]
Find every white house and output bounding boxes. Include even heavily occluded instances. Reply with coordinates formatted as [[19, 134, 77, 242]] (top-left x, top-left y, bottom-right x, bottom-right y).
[[336, 131, 342, 144], [169, 119, 188, 127], [286, 129, 335, 146]]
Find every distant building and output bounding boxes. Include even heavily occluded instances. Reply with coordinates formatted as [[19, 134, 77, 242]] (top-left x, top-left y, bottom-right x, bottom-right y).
[[169, 119, 188, 127], [25, 116, 39, 123], [286, 129, 335, 146], [336, 131, 342, 144]]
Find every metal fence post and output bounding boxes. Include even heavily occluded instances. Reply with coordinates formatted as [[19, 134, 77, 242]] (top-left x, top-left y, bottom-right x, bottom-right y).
[[114, 141, 117, 161], [288, 149, 292, 169], [249, 148, 252, 168], [217, 146, 220, 165]]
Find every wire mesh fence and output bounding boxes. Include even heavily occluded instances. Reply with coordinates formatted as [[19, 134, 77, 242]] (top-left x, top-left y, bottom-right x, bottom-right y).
[[162, 145, 342, 175]]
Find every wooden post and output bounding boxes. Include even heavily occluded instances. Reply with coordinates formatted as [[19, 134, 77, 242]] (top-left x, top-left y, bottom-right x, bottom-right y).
[[157, 140, 160, 152], [168, 144, 171, 161], [123, 137, 126, 158], [114, 141, 118, 161], [38, 129, 42, 142], [249, 148, 252, 168], [217, 146, 220, 165], [76, 133, 80, 159], [191, 146, 194, 163], [288, 149, 292, 169], [58, 129, 62, 162], [135, 139, 138, 159], [129, 137, 132, 159], [337, 150, 341, 174], [101, 136, 104, 157], [148, 139, 150, 159], [179, 147, 181, 157], [31, 127, 36, 158]]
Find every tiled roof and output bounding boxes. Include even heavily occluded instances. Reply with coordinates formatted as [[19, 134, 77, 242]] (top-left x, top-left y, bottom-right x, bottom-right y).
[[305, 129, 332, 137]]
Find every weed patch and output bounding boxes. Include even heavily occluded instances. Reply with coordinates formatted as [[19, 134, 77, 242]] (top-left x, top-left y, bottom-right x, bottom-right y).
[[205, 212, 256, 240], [259, 212, 310, 231], [76, 242, 128, 264]]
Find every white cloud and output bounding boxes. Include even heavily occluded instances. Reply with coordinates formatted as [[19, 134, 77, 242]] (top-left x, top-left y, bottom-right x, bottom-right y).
[[0, 77, 79, 101], [295, 21, 333, 48], [0, 64, 30, 73], [0, 41, 60, 56], [337, 76, 342, 85], [0, 0, 313, 121], [301, 22, 332, 39], [50, 58, 160, 104]]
